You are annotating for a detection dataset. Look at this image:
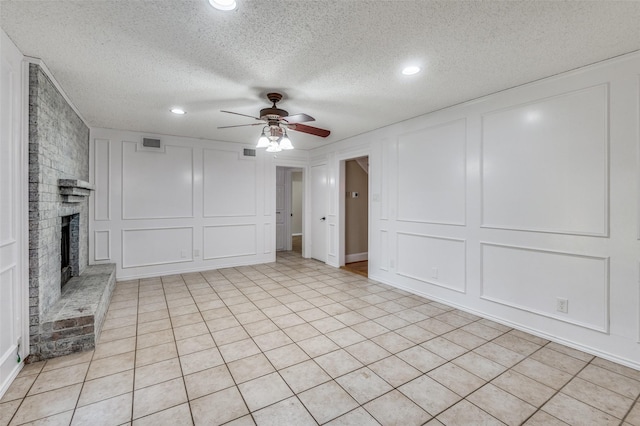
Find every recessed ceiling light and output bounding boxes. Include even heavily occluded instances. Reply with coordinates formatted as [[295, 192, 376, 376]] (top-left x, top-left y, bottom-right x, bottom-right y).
[[208, 0, 237, 11], [402, 66, 421, 76], [170, 108, 186, 115]]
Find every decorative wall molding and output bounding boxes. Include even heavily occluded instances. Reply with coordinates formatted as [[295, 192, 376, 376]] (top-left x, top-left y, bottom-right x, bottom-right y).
[[480, 242, 609, 333], [122, 226, 194, 268], [121, 142, 194, 220], [93, 139, 110, 221], [203, 148, 257, 218], [480, 84, 609, 237], [263, 159, 273, 217], [264, 223, 272, 254], [379, 230, 389, 271], [379, 138, 390, 221], [202, 224, 257, 260], [396, 232, 466, 293], [396, 118, 467, 226], [364, 272, 638, 371], [328, 223, 336, 257], [94, 230, 111, 261]]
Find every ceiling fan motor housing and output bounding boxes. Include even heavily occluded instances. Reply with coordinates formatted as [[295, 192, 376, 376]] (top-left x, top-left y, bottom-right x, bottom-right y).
[[260, 92, 288, 119], [219, 91, 329, 137], [260, 108, 288, 120]]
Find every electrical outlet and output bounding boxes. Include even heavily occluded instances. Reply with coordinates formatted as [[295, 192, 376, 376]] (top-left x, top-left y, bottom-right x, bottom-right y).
[[194, 249, 200, 257], [556, 298, 569, 313], [180, 250, 187, 259], [431, 267, 438, 279]]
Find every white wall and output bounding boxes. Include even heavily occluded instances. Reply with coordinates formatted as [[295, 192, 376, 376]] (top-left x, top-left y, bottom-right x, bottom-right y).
[[89, 128, 308, 279], [292, 171, 303, 235], [311, 52, 640, 369], [0, 28, 28, 396]]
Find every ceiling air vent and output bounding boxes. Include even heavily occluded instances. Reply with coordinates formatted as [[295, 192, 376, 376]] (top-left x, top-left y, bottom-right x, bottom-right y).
[[142, 138, 161, 148], [243, 148, 256, 157]]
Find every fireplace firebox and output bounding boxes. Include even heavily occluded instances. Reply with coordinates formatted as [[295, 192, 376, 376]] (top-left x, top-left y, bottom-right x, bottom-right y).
[[60, 213, 79, 289]]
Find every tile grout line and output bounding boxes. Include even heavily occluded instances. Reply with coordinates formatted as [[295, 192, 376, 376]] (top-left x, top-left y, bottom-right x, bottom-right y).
[[216, 267, 321, 425], [129, 279, 141, 425], [198, 271, 258, 425], [620, 390, 640, 425], [218, 266, 468, 424], [7, 254, 640, 425]]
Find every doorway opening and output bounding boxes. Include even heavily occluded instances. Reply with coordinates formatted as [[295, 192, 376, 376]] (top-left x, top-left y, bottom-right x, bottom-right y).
[[276, 166, 304, 254], [341, 156, 369, 276]]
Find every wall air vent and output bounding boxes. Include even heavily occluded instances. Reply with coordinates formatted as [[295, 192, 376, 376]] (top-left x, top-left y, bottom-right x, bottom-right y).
[[142, 138, 161, 148], [243, 148, 256, 157]]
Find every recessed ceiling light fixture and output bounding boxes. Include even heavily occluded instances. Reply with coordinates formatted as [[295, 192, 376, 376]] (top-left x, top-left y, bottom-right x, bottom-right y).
[[208, 0, 237, 11], [402, 66, 421, 76], [170, 108, 186, 115]]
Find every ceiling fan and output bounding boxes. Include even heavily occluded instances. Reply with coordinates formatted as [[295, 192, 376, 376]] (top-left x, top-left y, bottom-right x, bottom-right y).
[[219, 93, 330, 151]]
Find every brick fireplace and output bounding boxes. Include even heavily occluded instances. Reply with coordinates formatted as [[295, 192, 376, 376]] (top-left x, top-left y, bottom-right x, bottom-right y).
[[28, 64, 115, 361]]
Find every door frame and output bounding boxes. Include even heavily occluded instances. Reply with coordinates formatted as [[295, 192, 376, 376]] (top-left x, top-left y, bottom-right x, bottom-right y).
[[336, 149, 371, 267], [273, 158, 308, 257]]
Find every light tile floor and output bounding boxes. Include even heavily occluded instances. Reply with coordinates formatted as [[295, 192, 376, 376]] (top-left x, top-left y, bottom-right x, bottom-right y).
[[2, 251, 640, 425]]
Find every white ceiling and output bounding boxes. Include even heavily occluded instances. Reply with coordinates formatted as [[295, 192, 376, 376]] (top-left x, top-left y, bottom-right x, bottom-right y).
[[2, 1, 640, 150]]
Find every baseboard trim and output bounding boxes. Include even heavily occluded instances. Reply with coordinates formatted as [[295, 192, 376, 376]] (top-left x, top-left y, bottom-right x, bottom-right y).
[[346, 252, 368, 263], [0, 359, 23, 399], [368, 273, 640, 372]]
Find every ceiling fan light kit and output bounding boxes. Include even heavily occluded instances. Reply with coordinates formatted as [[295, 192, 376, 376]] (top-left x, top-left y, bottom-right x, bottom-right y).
[[208, 0, 237, 11], [256, 130, 270, 148], [279, 134, 293, 150], [219, 92, 331, 152]]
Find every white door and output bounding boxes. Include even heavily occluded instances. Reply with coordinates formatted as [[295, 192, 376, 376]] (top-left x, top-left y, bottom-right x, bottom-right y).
[[0, 30, 26, 394], [275, 168, 285, 251], [311, 164, 327, 262]]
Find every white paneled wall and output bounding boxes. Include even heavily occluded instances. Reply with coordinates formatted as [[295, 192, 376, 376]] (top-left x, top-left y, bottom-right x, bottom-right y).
[[89, 129, 307, 279], [396, 233, 466, 293], [481, 85, 608, 236], [122, 142, 194, 219], [480, 243, 609, 332], [203, 224, 257, 260], [203, 149, 256, 217], [122, 227, 194, 268], [311, 52, 640, 369], [397, 119, 466, 225], [0, 29, 28, 396]]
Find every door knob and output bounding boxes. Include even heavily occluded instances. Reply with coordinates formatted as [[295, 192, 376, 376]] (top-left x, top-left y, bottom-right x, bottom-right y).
[[320, 217, 326, 221]]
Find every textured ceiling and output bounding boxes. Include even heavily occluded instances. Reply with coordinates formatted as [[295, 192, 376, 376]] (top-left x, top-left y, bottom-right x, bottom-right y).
[[2, 1, 640, 149]]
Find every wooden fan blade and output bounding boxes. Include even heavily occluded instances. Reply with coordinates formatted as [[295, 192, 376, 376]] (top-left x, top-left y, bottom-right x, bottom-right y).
[[289, 123, 331, 138], [218, 123, 265, 129], [221, 110, 263, 121], [283, 113, 315, 124]]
